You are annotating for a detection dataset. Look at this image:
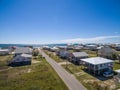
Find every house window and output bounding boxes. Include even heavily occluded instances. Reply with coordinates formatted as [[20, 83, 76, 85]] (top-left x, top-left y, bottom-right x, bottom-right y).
[[95, 65, 98, 70], [100, 64, 102, 67]]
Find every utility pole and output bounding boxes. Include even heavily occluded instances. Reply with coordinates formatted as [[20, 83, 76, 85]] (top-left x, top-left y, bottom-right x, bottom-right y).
[[65, 47, 68, 69]]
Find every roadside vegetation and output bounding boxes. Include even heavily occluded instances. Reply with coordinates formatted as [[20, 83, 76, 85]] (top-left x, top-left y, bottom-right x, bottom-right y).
[[0, 55, 13, 70], [44, 49, 120, 90], [44, 50, 64, 62], [114, 60, 120, 70], [62, 64, 118, 90], [0, 54, 68, 90]]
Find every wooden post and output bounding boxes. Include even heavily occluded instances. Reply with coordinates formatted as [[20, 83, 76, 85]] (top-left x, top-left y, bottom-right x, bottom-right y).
[[89, 63, 90, 73], [94, 65, 95, 76]]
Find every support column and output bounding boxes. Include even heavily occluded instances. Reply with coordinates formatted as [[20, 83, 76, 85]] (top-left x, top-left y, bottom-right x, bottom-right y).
[[89, 63, 90, 73], [94, 65, 95, 76]]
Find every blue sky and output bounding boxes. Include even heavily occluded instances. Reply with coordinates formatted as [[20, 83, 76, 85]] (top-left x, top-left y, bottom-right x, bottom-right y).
[[0, 0, 120, 44]]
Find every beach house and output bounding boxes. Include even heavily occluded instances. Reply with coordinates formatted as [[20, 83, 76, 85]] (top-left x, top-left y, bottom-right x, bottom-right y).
[[81, 57, 114, 75], [68, 52, 89, 64], [0, 49, 9, 55], [98, 46, 115, 58], [8, 53, 32, 66]]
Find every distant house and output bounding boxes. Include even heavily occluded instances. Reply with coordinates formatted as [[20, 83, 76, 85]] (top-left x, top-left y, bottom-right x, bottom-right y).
[[96, 46, 103, 50], [85, 45, 97, 51], [67, 44, 74, 50], [81, 57, 113, 75], [57, 46, 67, 50], [50, 47, 59, 52], [8, 53, 32, 67], [98, 46, 115, 58], [68, 52, 89, 64], [73, 45, 84, 52], [115, 45, 120, 51], [58, 50, 69, 59], [14, 47, 32, 56], [0, 49, 9, 55], [42, 46, 51, 50]]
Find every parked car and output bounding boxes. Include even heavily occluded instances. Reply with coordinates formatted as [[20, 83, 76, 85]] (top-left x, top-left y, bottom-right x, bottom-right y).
[[103, 70, 113, 77]]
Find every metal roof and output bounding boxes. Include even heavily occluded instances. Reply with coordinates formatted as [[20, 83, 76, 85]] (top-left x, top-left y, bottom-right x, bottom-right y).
[[72, 52, 88, 57], [81, 57, 113, 65], [14, 47, 32, 54], [10, 54, 32, 63], [21, 53, 32, 58], [0, 49, 9, 52]]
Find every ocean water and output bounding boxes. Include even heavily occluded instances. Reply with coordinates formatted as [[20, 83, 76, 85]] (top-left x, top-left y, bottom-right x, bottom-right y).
[[0, 44, 67, 48]]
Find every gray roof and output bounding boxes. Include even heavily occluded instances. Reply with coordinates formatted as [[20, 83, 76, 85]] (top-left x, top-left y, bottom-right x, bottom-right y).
[[98, 46, 114, 53], [14, 47, 32, 54], [81, 57, 113, 65], [72, 52, 88, 57], [10, 54, 31, 63], [21, 53, 32, 58], [0, 49, 9, 52]]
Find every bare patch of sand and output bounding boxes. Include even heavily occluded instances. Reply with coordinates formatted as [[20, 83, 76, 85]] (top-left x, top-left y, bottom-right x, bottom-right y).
[[27, 68, 32, 73], [75, 72, 86, 76], [58, 62, 72, 65], [32, 60, 41, 64]]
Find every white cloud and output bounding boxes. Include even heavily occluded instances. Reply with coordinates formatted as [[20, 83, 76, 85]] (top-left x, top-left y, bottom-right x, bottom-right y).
[[0, 36, 120, 44], [59, 36, 120, 43]]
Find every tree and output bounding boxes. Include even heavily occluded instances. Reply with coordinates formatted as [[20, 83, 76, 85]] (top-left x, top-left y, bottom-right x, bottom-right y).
[[32, 49, 39, 56], [112, 53, 117, 60], [118, 55, 120, 63]]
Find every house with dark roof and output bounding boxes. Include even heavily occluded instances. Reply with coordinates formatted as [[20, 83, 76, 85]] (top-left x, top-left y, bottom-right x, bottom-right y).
[[68, 52, 89, 64], [58, 50, 70, 59], [115, 45, 120, 51], [9, 47, 33, 67], [8, 53, 32, 67]]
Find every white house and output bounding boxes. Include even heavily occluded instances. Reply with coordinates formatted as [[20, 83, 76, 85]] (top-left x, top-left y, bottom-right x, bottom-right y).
[[81, 57, 114, 75], [0, 49, 9, 55]]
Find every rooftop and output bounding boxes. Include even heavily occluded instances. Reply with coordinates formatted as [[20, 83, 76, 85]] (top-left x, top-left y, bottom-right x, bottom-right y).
[[0, 49, 9, 51], [72, 52, 88, 57], [14, 47, 32, 54], [21, 53, 32, 58], [81, 57, 113, 65]]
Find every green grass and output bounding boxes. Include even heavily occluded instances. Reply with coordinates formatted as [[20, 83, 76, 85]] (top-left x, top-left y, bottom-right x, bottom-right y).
[[89, 53, 97, 57], [113, 60, 120, 70], [0, 56, 68, 90], [116, 51, 120, 54], [44, 50, 64, 62], [0, 55, 13, 69]]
